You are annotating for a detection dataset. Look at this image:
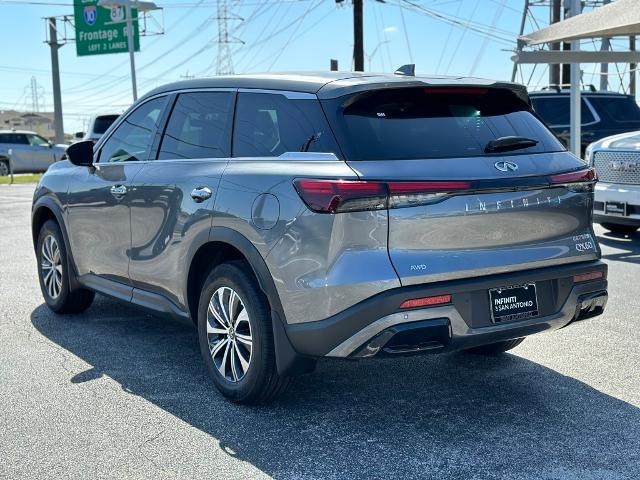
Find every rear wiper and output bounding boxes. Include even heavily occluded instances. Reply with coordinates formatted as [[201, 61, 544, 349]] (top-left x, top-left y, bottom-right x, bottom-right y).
[[484, 136, 539, 154]]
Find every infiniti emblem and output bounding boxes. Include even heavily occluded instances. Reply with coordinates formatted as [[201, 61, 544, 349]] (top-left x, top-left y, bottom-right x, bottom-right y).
[[494, 161, 519, 172]]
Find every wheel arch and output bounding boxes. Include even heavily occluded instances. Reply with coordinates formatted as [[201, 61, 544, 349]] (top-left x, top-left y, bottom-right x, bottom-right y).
[[185, 226, 315, 376]]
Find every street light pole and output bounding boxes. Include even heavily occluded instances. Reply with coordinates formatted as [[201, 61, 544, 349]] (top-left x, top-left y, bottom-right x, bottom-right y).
[[125, 4, 137, 101]]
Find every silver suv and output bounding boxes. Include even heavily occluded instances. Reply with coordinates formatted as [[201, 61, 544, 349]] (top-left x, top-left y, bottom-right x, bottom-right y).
[[32, 73, 608, 404], [0, 130, 65, 176]]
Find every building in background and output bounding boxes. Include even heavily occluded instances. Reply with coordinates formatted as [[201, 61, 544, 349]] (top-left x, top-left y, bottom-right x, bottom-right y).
[[0, 110, 56, 140]]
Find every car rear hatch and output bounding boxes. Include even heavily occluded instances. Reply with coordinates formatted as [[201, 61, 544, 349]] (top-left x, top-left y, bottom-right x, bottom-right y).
[[320, 85, 599, 286]]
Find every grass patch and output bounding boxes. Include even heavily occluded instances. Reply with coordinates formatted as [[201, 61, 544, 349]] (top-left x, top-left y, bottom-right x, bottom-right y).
[[0, 173, 42, 184]]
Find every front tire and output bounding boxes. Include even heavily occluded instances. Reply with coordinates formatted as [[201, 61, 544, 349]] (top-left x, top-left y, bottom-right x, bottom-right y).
[[36, 220, 95, 314], [197, 261, 290, 404], [600, 223, 638, 235], [465, 338, 525, 355]]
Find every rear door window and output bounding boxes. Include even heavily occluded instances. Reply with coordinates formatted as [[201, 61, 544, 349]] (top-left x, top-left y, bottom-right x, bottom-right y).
[[586, 95, 640, 122], [158, 91, 234, 160], [530, 96, 595, 126], [323, 87, 565, 161], [232, 92, 340, 157]]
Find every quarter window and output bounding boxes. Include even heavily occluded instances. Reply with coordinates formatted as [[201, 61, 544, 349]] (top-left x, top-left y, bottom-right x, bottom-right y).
[[99, 96, 167, 163], [158, 91, 234, 160], [232, 92, 340, 157]]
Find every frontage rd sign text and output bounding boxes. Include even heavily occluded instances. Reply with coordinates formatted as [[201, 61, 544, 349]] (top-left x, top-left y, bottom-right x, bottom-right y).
[[74, 0, 140, 57]]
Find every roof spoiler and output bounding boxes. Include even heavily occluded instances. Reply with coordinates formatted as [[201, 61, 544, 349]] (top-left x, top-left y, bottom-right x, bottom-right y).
[[394, 64, 415, 76]]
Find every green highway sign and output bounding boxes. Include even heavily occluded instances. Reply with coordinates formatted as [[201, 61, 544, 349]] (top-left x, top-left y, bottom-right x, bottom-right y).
[[73, 0, 140, 57]]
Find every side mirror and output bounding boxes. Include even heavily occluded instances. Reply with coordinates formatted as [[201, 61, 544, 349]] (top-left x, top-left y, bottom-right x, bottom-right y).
[[65, 140, 94, 167], [48, 141, 53, 148]]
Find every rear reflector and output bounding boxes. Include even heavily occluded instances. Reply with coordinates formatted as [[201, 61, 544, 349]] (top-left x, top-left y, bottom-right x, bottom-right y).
[[400, 294, 452, 309], [550, 167, 597, 184], [573, 271, 604, 283], [294, 179, 471, 213]]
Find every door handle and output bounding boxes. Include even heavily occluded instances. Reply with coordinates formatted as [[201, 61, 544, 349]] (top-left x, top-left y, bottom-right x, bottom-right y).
[[110, 185, 128, 197], [191, 186, 212, 203]]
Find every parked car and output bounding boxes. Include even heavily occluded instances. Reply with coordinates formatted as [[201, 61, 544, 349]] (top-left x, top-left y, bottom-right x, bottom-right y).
[[32, 72, 608, 404], [0, 130, 66, 176], [586, 130, 640, 234], [529, 89, 640, 155], [82, 113, 120, 142]]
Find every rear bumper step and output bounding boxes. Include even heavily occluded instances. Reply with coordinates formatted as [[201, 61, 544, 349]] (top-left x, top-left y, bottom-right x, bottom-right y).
[[285, 260, 608, 358]]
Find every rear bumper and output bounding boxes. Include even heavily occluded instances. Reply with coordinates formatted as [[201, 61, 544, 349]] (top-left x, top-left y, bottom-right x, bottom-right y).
[[285, 261, 608, 359]]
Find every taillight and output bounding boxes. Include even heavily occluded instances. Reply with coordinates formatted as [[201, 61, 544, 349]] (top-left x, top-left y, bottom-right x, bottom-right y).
[[293, 179, 387, 213], [294, 179, 471, 213], [550, 167, 597, 185]]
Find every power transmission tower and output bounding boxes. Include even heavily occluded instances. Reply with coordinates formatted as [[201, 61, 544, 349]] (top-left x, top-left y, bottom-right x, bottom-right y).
[[29, 77, 45, 113], [216, 0, 243, 75]]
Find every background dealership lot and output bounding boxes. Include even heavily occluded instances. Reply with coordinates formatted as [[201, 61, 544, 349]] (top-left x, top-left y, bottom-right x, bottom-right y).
[[1, 183, 638, 478]]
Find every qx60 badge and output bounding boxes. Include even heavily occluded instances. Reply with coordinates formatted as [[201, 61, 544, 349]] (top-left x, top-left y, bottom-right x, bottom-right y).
[[494, 161, 519, 172]]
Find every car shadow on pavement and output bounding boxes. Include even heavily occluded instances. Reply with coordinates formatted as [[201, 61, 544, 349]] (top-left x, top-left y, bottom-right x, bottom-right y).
[[31, 297, 640, 479], [597, 230, 640, 265]]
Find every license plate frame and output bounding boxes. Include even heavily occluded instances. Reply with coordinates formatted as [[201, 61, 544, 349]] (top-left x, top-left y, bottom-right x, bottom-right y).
[[605, 201, 627, 216], [489, 283, 539, 323]]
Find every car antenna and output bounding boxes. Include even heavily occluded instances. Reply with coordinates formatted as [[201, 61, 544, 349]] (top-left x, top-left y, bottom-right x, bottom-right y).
[[394, 64, 415, 76]]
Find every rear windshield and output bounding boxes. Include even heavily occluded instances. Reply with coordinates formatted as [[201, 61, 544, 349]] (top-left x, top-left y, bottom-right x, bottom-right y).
[[587, 96, 640, 123], [322, 87, 564, 160], [93, 115, 119, 134]]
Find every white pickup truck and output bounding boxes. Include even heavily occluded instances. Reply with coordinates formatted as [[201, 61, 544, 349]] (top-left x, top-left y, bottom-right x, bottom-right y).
[[587, 130, 640, 235]]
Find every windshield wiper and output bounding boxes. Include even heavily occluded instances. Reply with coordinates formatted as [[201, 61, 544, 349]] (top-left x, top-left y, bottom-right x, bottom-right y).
[[484, 136, 539, 154]]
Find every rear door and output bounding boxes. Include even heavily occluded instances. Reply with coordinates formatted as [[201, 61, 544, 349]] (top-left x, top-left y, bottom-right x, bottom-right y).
[[322, 86, 599, 286], [4, 133, 33, 172], [128, 89, 235, 309]]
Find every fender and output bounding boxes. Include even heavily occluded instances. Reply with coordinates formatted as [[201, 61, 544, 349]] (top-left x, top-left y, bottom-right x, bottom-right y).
[[32, 195, 82, 292], [207, 226, 316, 376]]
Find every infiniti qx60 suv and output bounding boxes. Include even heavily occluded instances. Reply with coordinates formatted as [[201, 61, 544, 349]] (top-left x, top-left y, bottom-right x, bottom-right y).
[[32, 72, 608, 404]]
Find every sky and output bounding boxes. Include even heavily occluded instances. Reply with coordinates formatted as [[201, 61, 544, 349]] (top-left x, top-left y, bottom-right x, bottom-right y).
[[0, 0, 636, 133]]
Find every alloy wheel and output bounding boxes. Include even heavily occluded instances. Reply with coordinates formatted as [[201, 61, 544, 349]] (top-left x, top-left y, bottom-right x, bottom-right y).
[[207, 286, 253, 382], [41, 235, 63, 299]]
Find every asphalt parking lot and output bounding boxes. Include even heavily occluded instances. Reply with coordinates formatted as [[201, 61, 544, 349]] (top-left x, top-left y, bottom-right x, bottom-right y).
[[1, 183, 639, 480]]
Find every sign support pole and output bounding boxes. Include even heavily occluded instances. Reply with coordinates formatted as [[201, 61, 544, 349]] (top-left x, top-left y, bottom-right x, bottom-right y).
[[126, 4, 138, 101], [47, 17, 65, 144]]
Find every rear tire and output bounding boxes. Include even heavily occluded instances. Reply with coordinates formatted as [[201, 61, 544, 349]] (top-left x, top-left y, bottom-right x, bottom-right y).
[[0, 160, 9, 177], [197, 261, 290, 404], [600, 223, 638, 235], [465, 337, 525, 355], [36, 220, 95, 314]]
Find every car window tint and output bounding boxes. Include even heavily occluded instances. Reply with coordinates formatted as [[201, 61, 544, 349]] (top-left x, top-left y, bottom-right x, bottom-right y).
[[322, 88, 564, 161], [0, 135, 7, 144], [233, 92, 340, 158], [158, 92, 233, 160], [530, 96, 595, 126], [92, 115, 119, 134], [2, 134, 29, 144], [587, 96, 640, 122], [27, 134, 49, 147], [99, 96, 167, 163]]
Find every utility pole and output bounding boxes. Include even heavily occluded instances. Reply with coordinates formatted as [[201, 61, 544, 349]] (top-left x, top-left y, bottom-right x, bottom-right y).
[[353, 0, 364, 71], [46, 17, 64, 144], [631, 36, 637, 96], [549, 0, 561, 86], [599, 0, 611, 91], [569, 0, 582, 156]]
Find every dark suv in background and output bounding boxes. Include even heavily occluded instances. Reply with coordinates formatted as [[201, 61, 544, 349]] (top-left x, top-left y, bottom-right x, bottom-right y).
[[32, 72, 608, 404], [530, 89, 640, 154]]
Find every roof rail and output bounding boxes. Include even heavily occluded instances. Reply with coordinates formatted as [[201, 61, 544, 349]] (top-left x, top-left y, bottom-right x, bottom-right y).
[[539, 83, 598, 92], [394, 64, 415, 76]]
